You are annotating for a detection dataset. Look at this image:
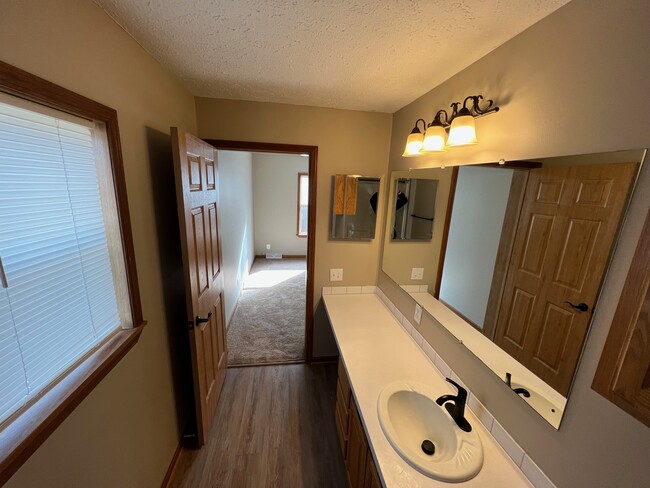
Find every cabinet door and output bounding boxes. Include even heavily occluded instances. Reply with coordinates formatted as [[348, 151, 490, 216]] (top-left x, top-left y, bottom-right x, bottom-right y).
[[335, 379, 350, 458], [364, 451, 382, 488], [347, 401, 368, 488]]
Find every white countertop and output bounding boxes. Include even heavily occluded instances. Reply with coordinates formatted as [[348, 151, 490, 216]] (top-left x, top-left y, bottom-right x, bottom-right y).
[[324, 293, 532, 488]]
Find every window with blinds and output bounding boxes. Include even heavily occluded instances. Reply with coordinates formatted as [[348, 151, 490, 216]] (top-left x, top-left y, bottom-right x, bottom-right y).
[[297, 172, 309, 236], [0, 95, 132, 425]]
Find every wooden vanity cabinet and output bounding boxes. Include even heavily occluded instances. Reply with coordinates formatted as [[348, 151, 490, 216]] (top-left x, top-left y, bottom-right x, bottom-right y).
[[336, 358, 352, 458], [336, 358, 383, 488]]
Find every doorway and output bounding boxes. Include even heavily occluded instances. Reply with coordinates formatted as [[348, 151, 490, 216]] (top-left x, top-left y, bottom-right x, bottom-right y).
[[206, 139, 317, 366]]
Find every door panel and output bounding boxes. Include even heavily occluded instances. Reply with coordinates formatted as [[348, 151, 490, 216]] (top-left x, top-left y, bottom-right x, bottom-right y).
[[172, 127, 227, 445], [495, 163, 637, 395], [519, 214, 554, 276], [207, 203, 220, 279], [534, 303, 574, 370], [502, 288, 535, 349], [191, 207, 209, 296], [553, 219, 600, 289]]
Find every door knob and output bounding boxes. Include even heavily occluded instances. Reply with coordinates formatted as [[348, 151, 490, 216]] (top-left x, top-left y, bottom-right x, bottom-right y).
[[564, 301, 589, 312], [195, 312, 212, 325]]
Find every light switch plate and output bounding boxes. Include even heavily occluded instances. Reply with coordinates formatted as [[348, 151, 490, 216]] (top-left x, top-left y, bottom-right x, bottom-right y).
[[266, 244, 271, 250], [330, 268, 343, 282], [414, 304, 423, 324], [411, 267, 424, 280]]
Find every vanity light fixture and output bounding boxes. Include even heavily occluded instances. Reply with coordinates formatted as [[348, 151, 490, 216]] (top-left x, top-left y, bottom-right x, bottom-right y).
[[402, 119, 427, 156], [403, 95, 499, 157]]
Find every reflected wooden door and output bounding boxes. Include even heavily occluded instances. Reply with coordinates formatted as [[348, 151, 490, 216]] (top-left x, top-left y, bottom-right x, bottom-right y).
[[171, 127, 227, 445], [494, 162, 637, 395]]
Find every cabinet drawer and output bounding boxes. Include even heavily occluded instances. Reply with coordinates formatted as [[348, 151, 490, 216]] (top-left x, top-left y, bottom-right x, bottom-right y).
[[335, 397, 348, 458], [364, 451, 382, 488], [338, 358, 351, 407], [336, 379, 350, 432]]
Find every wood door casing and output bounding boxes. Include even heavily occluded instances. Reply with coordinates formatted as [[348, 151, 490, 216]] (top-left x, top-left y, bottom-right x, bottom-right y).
[[593, 210, 650, 427], [172, 127, 227, 445], [494, 162, 637, 395]]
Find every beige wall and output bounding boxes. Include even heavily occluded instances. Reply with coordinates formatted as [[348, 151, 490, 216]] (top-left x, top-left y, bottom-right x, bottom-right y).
[[252, 152, 309, 256], [218, 150, 255, 325], [1, 0, 197, 486], [378, 0, 650, 486], [196, 98, 392, 356]]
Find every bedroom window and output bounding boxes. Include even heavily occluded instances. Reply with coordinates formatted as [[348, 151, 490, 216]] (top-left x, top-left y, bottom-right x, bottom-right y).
[[0, 94, 133, 424], [297, 172, 309, 237], [0, 60, 144, 483]]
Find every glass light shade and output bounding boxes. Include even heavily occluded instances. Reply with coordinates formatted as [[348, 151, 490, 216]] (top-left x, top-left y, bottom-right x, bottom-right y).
[[423, 125, 447, 152], [447, 114, 477, 146], [403, 131, 424, 157]]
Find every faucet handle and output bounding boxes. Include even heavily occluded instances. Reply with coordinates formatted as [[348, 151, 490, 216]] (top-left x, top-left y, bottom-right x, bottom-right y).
[[445, 377, 467, 401]]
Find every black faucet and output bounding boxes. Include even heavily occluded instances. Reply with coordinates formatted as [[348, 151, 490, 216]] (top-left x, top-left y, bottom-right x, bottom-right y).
[[436, 378, 472, 432], [505, 372, 531, 398]]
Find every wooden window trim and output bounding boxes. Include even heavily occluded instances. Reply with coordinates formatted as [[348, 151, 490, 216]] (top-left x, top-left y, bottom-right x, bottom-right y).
[[297, 172, 308, 238], [0, 61, 146, 484]]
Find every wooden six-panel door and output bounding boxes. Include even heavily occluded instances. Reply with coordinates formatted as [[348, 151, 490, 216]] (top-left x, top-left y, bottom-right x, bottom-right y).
[[171, 127, 227, 445], [494, 162, 637, 395]]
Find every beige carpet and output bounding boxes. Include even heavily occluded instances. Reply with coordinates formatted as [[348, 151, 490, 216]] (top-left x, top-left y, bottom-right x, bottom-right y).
[[227, 258, 306, 366]]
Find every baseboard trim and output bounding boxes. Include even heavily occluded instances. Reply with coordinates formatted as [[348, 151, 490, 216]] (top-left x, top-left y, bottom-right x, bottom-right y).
[[254, 254, 307, 259], [160, 437, 184, 488], [310, 355, 339, 363], [226, 299, 241, 331], [228, 358, 305, 368]]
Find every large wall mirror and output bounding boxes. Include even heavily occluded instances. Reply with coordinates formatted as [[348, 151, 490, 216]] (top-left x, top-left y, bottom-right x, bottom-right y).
[[381, 149, 646, 428]]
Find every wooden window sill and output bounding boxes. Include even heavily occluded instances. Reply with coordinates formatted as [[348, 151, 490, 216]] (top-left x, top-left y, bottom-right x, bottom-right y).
[[0, 323, 146, 485]]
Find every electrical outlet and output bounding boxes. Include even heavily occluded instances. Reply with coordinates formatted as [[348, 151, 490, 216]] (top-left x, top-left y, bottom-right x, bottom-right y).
[[414, 304, 422, 324], [330, 268, 343, 282], [411, 267, 424, 280], [266, 244, 271, 250]]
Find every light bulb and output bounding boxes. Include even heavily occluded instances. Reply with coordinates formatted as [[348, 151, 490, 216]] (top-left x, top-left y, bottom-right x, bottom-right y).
[[447, 114, 477, 146], [423, 125, 447, 152], [403, 131, 424, 157]]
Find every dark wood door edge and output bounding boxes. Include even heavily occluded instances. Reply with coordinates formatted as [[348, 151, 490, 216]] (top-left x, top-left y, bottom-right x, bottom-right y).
[[0, 326, 145, 486], [204, 139, 318, 364]]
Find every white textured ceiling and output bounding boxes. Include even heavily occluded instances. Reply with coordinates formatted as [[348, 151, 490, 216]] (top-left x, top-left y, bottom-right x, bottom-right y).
[[95, 0, 570, 112]]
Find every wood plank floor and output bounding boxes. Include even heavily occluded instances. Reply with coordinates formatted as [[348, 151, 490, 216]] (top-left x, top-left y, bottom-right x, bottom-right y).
[[169, 363, 348, 488]]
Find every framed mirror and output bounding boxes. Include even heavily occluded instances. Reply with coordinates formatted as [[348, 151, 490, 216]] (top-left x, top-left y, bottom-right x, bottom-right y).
[[381, 149, 646, 428], [330, 174, 381, 240]]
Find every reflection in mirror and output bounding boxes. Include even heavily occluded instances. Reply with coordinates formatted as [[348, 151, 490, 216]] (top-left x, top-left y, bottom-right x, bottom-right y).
[[382, 169, 454, 294], [391, 178, 439, 241], [381, 149, 645, 428], [330, 175, 380, 240]]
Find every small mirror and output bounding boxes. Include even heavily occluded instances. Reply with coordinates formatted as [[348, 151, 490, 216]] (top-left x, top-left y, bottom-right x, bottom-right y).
[[391, 178, 439, 241], [330, 175, 381, 240]]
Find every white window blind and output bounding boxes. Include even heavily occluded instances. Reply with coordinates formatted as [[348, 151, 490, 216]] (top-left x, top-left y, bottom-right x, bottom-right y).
[[0, 96, 131, 424]]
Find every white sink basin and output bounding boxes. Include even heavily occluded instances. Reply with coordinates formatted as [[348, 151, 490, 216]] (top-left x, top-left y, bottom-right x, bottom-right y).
[[377, 381, 483, 482]]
